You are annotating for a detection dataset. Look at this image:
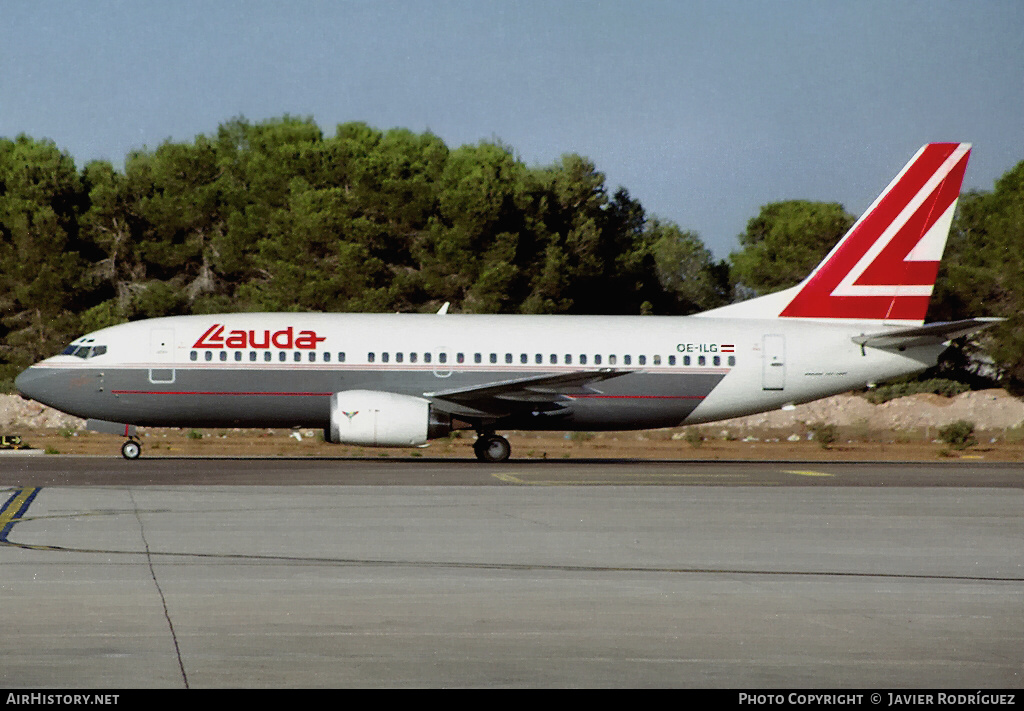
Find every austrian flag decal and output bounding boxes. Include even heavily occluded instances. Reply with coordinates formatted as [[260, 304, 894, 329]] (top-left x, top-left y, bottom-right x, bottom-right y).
[[194, 324, 326, 350], [780, 143, 971, 322]]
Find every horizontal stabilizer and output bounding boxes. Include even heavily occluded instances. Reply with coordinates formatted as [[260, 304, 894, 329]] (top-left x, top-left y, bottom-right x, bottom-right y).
[[851, 318, 1003, 349]]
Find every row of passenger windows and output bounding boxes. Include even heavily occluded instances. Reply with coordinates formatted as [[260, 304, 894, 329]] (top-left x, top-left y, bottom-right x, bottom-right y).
[[191, 350, 348, 363], [189, 350, 737, 367]]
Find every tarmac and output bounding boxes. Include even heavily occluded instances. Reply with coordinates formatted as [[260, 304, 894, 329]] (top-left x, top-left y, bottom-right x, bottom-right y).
[[1, 455, 1022, 688]]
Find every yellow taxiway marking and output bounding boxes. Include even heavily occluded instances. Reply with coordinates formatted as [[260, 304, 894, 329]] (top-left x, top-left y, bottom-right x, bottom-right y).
[[783, 469, 834, 477], [491, 472, 769, 486], [0, 488, 38, 530]]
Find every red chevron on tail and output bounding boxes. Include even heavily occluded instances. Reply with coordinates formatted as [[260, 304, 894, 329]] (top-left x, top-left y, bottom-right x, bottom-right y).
[[779, 143, 971, 323]]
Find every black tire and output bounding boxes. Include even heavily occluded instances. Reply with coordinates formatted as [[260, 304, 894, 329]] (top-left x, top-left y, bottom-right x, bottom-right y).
[[121, 440, 141, 460], [474, 435, 511, 463]]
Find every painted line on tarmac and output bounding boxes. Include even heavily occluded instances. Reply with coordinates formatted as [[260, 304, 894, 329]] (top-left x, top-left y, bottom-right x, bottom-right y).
[[491, 471, 769, 486], [0, 487, 41, 541], [783, 469, 834, 477]]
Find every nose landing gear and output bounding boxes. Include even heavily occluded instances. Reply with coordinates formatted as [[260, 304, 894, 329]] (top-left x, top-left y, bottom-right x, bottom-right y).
[[473, 433, 511, 463], [121, 438, 141, 460]]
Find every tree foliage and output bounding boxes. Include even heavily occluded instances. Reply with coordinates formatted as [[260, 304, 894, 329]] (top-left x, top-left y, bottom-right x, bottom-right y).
[[929, 159, 1024, 391], [729, 200, 855, 295], [0, 118, 731, 388]]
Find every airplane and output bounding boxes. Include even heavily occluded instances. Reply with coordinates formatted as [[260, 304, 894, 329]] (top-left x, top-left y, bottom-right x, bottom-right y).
[[15, 142, 997, 462]]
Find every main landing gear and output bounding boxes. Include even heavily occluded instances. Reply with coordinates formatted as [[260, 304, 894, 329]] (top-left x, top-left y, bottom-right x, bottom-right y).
[[121, 438, 141, 460], [473, 433, 511, 463]]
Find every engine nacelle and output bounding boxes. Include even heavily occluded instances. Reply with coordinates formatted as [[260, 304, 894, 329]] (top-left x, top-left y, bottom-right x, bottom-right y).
[[327, 390, 451, 446]]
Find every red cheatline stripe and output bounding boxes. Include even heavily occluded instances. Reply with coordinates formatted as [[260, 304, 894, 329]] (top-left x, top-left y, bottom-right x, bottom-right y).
[[111, 390, 332, 396], [568, 395, 705, 400], [111, 390, 706, 400]]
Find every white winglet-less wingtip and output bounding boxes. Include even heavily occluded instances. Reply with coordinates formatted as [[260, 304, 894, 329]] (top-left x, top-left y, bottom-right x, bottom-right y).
[[16, 143, 993, 462]]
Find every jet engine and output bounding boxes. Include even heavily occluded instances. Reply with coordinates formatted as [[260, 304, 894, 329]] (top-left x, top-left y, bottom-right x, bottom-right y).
[[326, 390, 451, 446]]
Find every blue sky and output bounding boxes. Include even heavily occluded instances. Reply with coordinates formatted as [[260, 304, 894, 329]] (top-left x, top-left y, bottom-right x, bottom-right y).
[[3, 0, 1022, 258]]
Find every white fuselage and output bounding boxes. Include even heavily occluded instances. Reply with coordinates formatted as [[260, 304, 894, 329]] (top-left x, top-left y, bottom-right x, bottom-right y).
[[15, 312, 943, 432]]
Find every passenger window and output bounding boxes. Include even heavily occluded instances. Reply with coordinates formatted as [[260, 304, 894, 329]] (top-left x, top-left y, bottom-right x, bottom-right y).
[[728, 356, 736, 366], [92, 346, 107, 357], [293, 352, 301, 362], [608, 355, 616, 365], [250, 351, 257, 362], [457, 353, 465, 364], [520, 353, 527, 364], [395, 352, 404, 363], [623, 355, 631, 365], [638, 355, 646, 365], [382, 353, 390, 363], [323, 352, 330, 362], [368, 352, 375, 363], [439, 352, 447, 364], [309, 352, 316, 362], [205, 351, 213, 362], [594, 355, 602, 365], [410, 352, 417, 363], [535, 354, 542, 364], [550, 354, 557, 365], [713, 355, 721, 366], [474, 353, 482, 364], [580, 355, 587, 365], [190, 351, 198, 362], [279, 352, 287, 362], [564, 354, 572, 364], [424, 352, 432, 363], [339, 352, 346, 363], [264, 351, 272, 362], [505, 353, 513, 364], [653, 355, 661, 365], [684, 355, 691, 366], [668, 355, 676, 366], [490, 353, 497, 364], [235, 351, 242, 362], [698, 355, 705, 366]]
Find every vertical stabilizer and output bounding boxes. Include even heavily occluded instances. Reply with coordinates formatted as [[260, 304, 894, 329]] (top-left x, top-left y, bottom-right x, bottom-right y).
[[701, 143, 971, 324]]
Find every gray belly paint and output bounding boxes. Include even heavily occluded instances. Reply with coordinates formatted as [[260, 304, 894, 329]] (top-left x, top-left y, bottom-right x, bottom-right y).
[[19, 365, 726, 431]]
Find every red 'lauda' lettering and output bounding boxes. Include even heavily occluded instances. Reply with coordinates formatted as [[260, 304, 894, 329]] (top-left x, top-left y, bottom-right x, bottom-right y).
[[193, 324, 326, 350], [194, 324, 225, 348]]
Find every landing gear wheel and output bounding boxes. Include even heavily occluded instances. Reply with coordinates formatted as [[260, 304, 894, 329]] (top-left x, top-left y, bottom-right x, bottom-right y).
[[473, 434, 511, 463], [121, 440, 141, 460]]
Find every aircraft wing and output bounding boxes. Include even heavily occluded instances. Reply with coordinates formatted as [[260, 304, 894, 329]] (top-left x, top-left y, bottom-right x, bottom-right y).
[[423, 369, 629, 417], [852, 318, 1004, 349]]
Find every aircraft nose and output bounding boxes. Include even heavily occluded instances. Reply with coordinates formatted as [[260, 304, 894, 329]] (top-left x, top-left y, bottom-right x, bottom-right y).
[[14, 367, 56, 404]]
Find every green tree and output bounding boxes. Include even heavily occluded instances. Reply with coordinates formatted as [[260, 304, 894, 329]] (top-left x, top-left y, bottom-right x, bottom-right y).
[[730, 200, 854, 295], [648, 219, 730, 313], [0, 135, 88, 387], [930, 160, 1024, 390]]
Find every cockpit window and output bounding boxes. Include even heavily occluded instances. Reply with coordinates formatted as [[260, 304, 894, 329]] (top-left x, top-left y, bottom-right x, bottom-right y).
[[61, 344, 107, 359]]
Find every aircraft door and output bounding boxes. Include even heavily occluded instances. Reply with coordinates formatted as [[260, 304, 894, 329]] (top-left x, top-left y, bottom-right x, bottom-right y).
[[149, 328, 175, 384], [762, 334, 785, 391]]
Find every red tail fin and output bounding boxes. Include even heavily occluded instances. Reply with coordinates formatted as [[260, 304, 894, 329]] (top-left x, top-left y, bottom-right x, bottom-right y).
[[778, 143, 971, 323]]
